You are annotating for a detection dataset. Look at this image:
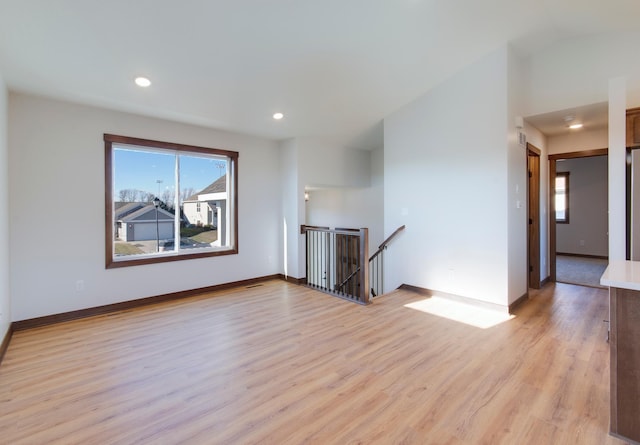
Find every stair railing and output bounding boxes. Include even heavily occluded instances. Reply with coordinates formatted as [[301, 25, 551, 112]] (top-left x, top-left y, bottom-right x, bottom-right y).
[[301, 226, 369, 304], [369, 225, 405, 298], [301, 224, 406, 302]]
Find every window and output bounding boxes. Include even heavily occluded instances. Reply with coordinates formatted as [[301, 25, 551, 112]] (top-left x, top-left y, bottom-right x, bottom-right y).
[[104, 134, 238, 268], [555, 172, 569, 224]]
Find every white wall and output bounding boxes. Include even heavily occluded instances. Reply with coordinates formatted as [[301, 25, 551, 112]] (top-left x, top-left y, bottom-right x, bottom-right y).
[[556, 156, 608, 257], [305, 147, 384, 257], [9, 93, 282, 321], [384, 47, 511, 309], [507, 47, 528, 304], [547, 128, 608, 155], [0, 73, 10, 339], [298, 137, 371, 189], [609, 77, 627, 260], [279, 138, 304, 279]]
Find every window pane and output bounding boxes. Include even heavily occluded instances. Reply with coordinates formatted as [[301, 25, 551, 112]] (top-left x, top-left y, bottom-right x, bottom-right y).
[[555, 194, 565, 214], [179, 155, 231, 250], [555, 173, 569, 223], [113, 148, 175, 257]]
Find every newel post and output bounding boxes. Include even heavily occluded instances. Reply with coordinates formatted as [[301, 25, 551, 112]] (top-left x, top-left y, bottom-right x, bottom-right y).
[[359, 228, 369, 304]]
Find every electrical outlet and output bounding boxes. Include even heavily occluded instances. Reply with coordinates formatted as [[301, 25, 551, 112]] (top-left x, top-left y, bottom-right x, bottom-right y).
[[579, 240, 585, 246], [75, 280, 85, 291]]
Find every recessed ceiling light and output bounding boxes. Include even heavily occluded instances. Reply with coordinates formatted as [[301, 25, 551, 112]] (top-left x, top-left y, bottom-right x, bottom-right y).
[[135, 77, 151, 87], [273, 112, 284, 120], [569, 123, 583, 129]]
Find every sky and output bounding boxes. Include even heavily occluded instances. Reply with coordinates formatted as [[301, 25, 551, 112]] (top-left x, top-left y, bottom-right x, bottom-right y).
[[114, 148, 227, 200]]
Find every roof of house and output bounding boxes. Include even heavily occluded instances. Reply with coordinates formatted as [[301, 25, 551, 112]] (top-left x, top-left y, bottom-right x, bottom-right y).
[[118, 204, 174, 222], [114, 202, 146, 220], [186, 175, 226, 201]]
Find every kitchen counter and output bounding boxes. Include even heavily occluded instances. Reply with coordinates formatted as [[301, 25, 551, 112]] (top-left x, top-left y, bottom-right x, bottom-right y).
[[600, 260, 640, 444], [600, 259, 640, 290]]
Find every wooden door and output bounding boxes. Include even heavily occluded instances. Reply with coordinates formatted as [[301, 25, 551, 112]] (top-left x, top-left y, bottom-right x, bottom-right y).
[[335, 233, 360, 295], [527, 144, 541, 289]]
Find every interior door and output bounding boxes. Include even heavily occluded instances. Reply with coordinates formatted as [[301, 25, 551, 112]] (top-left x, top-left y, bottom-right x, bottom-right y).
[[527, 144, 541, 289]]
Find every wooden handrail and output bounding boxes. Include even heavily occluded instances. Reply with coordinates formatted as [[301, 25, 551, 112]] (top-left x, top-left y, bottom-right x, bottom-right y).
[[336, 266, 360, 291], [300, 224, 330, 234], [369, 225, 405, 261], [378, 225, 405, 250]]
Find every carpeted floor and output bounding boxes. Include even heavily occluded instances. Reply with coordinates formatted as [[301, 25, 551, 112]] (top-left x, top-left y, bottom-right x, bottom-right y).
[[556, 254, 608, 288]]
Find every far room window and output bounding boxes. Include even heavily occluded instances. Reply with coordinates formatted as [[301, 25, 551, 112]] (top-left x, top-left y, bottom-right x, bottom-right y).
[[104, 134, 238, 268], [555, 172, 569, 224]]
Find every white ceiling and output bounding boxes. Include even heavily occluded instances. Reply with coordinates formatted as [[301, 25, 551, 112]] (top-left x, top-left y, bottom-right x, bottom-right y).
[[526, 102, 609, 136], [1, 0, 639, 148]]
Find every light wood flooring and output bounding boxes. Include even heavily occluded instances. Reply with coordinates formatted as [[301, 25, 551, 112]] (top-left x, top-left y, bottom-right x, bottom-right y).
[[0, 280, 627, 444]]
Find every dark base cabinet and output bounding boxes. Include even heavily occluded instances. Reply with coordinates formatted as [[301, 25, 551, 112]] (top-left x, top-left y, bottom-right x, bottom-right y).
[[610, 287, 640, 444]]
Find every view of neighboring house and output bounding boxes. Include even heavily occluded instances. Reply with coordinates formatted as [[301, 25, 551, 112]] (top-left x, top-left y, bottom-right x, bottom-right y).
[[114, 202, 174, 242], [183, 175, 227, 246], [113, 175, 228, 247]]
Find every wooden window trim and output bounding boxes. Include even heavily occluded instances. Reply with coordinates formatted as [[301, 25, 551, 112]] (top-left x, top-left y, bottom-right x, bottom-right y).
[[104, 134, 239, 268]]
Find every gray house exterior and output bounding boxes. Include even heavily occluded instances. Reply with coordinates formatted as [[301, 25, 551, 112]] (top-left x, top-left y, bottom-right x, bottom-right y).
[[114, 202, 174, 242]]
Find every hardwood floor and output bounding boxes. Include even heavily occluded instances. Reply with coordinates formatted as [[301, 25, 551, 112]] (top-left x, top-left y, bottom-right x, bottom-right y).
[[0, 281, 627, 444]]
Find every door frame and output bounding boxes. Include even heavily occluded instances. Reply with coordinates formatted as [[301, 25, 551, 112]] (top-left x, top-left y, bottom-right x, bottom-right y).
[[527, 143, 541, 289], [548, 148, 608, 282]]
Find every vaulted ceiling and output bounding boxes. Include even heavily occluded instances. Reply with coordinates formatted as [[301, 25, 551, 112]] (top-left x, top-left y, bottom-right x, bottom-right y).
[[1, 0, 639, 147]]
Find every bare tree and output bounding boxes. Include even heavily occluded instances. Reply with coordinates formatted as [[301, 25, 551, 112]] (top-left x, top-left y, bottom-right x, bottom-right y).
[[162, 189, 175, 210], [117, 189, 155, 203], [139, 191, 154, 203], [118, 189, 139, 202], [180, 187, 196, 202]]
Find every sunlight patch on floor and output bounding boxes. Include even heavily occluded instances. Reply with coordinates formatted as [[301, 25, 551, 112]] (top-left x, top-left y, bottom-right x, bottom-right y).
[[404, 296, 515, 329]]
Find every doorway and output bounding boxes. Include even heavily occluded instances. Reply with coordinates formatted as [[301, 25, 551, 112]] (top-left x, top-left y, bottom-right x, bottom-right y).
[[549, 149, 608, 285]]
